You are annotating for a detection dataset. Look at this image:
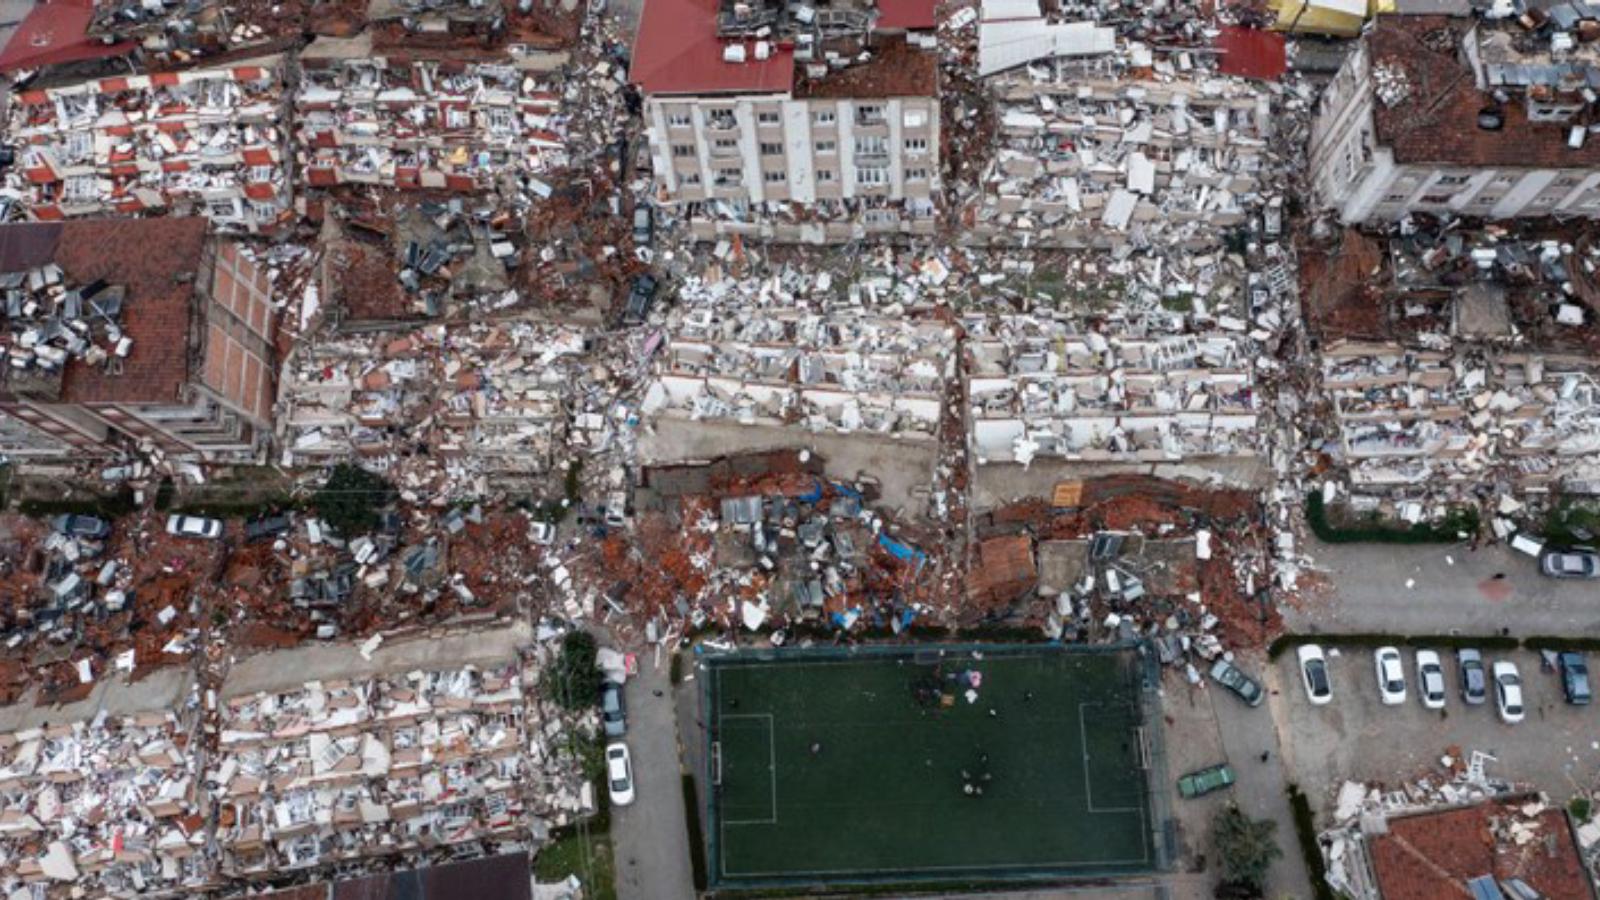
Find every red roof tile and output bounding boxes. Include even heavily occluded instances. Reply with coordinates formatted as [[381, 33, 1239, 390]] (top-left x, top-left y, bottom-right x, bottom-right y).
[[1371, 16, 1600, 168], [1369, 799, 1592, 900], [0, 219, 211, 405], [0, 0, 134, 73], [1215, 25, 1286, 82], [630, 0, 795, 96], [876, 0, 936, 30]]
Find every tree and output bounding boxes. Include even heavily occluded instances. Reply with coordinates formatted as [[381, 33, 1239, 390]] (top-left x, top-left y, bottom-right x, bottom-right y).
[[311, 464, 396, 537], [1213, 803, 1282, 898], [548, 631, 602, 711]]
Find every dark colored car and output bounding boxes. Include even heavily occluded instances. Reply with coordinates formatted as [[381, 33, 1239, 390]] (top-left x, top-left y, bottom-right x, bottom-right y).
[[601, 680, 627, 736], [50, 514, 111, 540], [1178, 763, 1235, 799], [622, 274, 659, 326], [1457, 648, 1487, 705], [1559, 651, 1592, 705], [1209, 658, 1264, 708], [244, 513, 292, 543]]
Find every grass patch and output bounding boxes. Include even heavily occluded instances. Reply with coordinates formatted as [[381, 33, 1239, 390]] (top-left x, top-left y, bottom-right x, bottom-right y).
[[1268, 633, 1520, 660], [682, 773, 708, 891], [1541, 498, 1600, 546], [537, 734, 616, 899], [1286, 784, 1337, 900], [1306, 492, 1478, 545], [18, 489, 138, 520], [1570, 796, 1592, 822]]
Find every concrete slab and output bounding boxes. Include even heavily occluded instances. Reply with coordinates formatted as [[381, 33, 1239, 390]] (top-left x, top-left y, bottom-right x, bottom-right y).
[[0, 666, 192, 731]]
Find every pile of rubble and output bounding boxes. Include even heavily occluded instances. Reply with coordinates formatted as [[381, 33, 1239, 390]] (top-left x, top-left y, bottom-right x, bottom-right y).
[[7, 54, 291, 231], [0, 264, 130, 383], [0, 708, 206, 896]]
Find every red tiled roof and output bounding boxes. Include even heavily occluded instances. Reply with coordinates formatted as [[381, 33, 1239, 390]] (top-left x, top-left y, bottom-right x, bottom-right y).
[[1369, 800, 1592, 900], [630, 0, 795, 96], [14, 218, 210, 405], [876, 0, 936, 31], [1371, 16, 1600, 168], [0, 0, 134, 73], [1215, 25, 1286, 82]]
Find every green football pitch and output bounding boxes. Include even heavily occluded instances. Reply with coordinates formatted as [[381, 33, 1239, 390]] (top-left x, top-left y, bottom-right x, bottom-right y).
[[704, 645, 1157, 886]]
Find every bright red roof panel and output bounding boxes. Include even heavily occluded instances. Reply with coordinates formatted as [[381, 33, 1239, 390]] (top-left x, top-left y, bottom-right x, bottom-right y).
[[0, 0, 133, 73], [876, 0, 936, 30], [630, 0, 795, 96], [1214, 24, 1286, 82]]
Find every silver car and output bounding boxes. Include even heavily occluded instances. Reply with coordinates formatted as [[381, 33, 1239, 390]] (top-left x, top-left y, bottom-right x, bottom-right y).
[[1540, 548, 1600, 579], [165, 515, 223, 540]]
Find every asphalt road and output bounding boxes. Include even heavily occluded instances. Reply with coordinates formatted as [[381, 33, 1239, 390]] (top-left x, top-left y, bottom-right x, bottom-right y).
[[1288, 539, 1600, 637], [611, 654, 696, 900]]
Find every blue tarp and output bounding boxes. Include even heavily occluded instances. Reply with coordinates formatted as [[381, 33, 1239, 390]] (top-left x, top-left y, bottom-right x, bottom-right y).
[[877, 534, 927, 571], [795, 479, 823, 504]]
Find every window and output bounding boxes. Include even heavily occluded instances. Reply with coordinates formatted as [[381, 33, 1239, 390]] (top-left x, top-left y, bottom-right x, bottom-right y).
[[815, 140, 836, 154], [816, 169, 835, 182], [857, 166, 887, 185], [813, 110, 836, 126], [208, 198, 241, 219], [485, 107, 516, 133], [1434, 174, 1470, 186], [672, 144, 696, 158], [906, 168, 928, 181], [667, 112, 693, 127], [708, 109, 736, 130], [760, 142, 783, 156], [1493, 175, 1516, 187], [1554, 175, 1582, 187], [249, 165, 276, 183], [757, 111, 780, 125], [1384, 192, 1409, 202], [715, 168, 741, 185], [64, 176, 97, 203], [714, 138, 737, 149], [855, 135, 887, 155], [903, 109, 928, 128], [763, 170, 786, 183], [250, 201, 279, 221], [1475, 194, 1500, 205], [682, 172, 702, 185], [864, 209, 897, 225], [904, 137, 928, 153], [857, 104, 883, 124]]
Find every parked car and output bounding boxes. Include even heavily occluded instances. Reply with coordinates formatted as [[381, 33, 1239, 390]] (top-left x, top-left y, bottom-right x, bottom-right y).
[[605, 491, 629, 529], [1177, 763, 1235, 799], [621, 274, 659, 326], [605, 742, 635, 806], [244, 513, 292, 543], [165, 515, 223, 540], [1209, 658, 1264, 708], [1493, 660, 1525, 724], [1414, 650, 1446, 710], [1457, 648, 1487, 705], [632, 204, 653, 246], [1539, 547, 1600, 579], [601, 680, 627, 736], [1375, 646, 1407, 706], [1297, 644, 1332, 706], [1558, 651, 1592, 705], [50, 514, 110, 540]]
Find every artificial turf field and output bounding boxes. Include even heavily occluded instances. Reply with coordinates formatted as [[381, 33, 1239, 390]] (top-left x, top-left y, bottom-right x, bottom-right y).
[[705, 645, 1157, 886]]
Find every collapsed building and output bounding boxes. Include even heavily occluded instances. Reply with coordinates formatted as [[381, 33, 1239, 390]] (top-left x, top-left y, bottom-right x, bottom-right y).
[[963, 0, 1281, 251], [294, 35, 570, 194], [6, 52, 293, 232], [0, 218, 278, 462], [1311, 10, 1600, 224], [631, 0, 942, 240]]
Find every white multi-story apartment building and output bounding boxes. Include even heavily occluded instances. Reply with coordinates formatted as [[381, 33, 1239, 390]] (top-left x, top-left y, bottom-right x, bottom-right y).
[[631, 0, 940, 241], [1310, 11, 1600, 223]]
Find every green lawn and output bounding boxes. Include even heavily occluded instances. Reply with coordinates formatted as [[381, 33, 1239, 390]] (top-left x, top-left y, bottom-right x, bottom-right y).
[[706, 645, 1155, 886]]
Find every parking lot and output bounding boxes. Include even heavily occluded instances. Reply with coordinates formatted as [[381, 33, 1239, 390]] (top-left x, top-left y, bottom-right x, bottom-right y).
[[1270, 644, 1600, 820]]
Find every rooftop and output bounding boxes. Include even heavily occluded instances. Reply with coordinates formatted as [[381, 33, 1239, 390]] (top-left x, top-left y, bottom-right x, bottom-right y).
[[1369, 14, 1600, 167], [0, 218, 208, 406], [0, 0, 133, 72], [1368, 799, 1592, 900], [794, 34, 939, 98], [630, 0, 796, 95]]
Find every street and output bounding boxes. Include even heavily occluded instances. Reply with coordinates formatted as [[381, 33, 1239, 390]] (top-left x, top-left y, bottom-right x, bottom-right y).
[[610, 652, 696, 900]]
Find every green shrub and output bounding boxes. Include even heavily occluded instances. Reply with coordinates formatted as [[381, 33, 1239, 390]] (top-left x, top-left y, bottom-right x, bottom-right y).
[[1287, 784, 1337, 900], [548, 631, 602, 711], [311, 464, 395, 536], [1570, 796, 1593, 823], [682, 774, 708, 891], [19, 489, 138, 520], [1525, 635, 1600, 652], [1306, 492, 1478, 545], [1212, 803, 1282, 897]]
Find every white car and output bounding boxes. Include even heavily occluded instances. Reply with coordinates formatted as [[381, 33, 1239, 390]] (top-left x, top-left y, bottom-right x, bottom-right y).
[[1297, 644, 1332, 706], [605, 742, 635, 806], [530, 521, 556, 546], [1414, 650, 1446, 710], [1374, 646, 1406, 706], [1493, 660, 1525, 724], [165, 515, 223, 540]]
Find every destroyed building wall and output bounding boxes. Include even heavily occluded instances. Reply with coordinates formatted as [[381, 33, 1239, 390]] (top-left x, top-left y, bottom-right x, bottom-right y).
[[6, 53, 292, 232], [1310, 14, 1600, 224], [294, 37, 569, 193], [0, 219, 275, 462], [965, 64, 1273, 249]]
